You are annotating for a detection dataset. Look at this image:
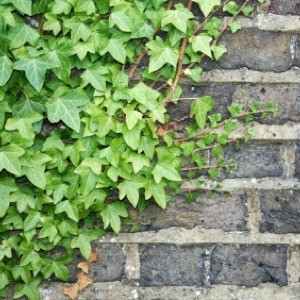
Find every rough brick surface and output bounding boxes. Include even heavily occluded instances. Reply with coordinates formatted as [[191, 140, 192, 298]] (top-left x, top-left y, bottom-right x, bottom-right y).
[[225, 143, 283, 178], [259, 190, 300, 234], [69, 245, 125, 282], [210, 245, 288, 287], [296, 142, 300, 179], [202, 30, 294, 72], [172, 83, 300, 125], [139, 245, 206, 286], [269, 0, 300, 14], [128, 193, 248, 232]]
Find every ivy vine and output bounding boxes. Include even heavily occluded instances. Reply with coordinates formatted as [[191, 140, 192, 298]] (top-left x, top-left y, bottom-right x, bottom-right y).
[[0, 0, 278, 299]]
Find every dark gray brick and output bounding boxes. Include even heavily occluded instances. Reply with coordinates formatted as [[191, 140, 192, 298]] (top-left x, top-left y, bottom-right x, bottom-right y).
[[225, 143, 284, 178], [210, 245, 288, 287], [259, 190, 300, 234], [128, 192, 248, 232], [139, 245, 206, 286], [296, 142, 300, 179], [69, 245, 125, 282], [269, 0, 300, 14]]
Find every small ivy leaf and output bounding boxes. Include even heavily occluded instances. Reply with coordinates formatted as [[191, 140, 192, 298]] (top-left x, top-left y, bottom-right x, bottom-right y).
[[190, 34, 213, 58], [190, 96, 214, 129], [100, 202, 128, 233], [229, 21, 242, 33], [52, 0, 72, 14], [161, 3, 194, 33], [131, 82, 160, 106], [74, 0, 96, 15], [10, 191, 36, 213], [100, 37, 127, 64], [38, 222, 58, 241], [0, 56, 13, 86], [43, 13, 61, 35], [64, 17, 92, 43], [23, 212, 41, 232], [193, 0, 221, 17], [42, 261, 69, 281], [55, 200, 79, 222], [145, 181, 167, 209], [146, 37, 179, 72], [123, 106, 143, 130], [152, 162, 182, 184], [223, 1, 239, 15], [2, 0, 32, 15], [211, 45, 227, 61]]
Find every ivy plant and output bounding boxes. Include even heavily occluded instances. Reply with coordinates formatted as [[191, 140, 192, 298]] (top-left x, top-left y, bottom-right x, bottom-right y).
[[0, 0, 277, 299]]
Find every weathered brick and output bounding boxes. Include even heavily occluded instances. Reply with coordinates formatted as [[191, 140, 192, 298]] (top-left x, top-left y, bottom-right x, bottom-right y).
[[69, 245, 125, 282], [296, 142, 300, 179], [201, 30, 294, 72], [168, 83, 300, 125], [269, 0, 300, 15], [259, 190, 300, 234], [210, 245, 288, 287], [139, 245, 206, 286], [128, 192, 248, 232], [225, 143, 283, 178]]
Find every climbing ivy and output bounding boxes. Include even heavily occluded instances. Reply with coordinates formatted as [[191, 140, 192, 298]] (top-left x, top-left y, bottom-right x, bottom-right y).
[[0, 0, 277, 299]]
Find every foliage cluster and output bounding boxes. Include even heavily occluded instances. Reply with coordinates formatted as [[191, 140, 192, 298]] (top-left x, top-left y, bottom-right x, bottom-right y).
[[0, 0, 276, 298]]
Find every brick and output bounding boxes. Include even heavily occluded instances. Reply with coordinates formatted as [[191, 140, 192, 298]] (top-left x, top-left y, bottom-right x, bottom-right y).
[[225, 143, 283, 178], [296, 142, 300, 179], [139, 245, 206, 286], [69, 245, 125, 282], [128, 192, 248, 232], [259, 190, 300, 234], [269, 0, 300, 15], [210, 245, 288, 287], [169, 83, 300, 126], [202, 30, 294, 72]]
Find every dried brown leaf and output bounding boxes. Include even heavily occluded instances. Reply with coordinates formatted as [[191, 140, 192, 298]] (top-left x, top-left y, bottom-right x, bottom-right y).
[[63, 283, 79, 300]]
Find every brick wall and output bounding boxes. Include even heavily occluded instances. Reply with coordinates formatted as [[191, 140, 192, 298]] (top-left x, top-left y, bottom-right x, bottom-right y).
[[42, 1, 300, 299]]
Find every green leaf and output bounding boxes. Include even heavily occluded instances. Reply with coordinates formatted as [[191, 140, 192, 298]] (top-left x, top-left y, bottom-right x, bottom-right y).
[[55, 200, 79, 222], [0, 56, 13, 86], [64, 17, 92, 43], [39, 222, 58, 241], [145, 181, 167, 209], [193, 0, 221, 17], [13, 56, 58, 92], [124, 107, 143, 130], [146, 37, 179, 72], [14, 283, 40, 300], [0, 189, 10, 218], [109, 7, 132, 32], [131, 82, 160, 106], [118, 180, 145, 207], [80, 67, 107, 91], [43, 261, 69, 281], [23, 212, 41, 231], [10, 191, 36, 213], [190, 34, 213, 58], [2, 0, 32, 15], [74, 0, 96, 15], [100, 37, 127, 63], [190, 96, 214, 129], [100, 202, 128, 233], [161, 3, 194, 33], [0, 144, 25, 176], [229, 21, 242, 33], [71, 234, 92, 260], [211, 44, 227, 61], [127, 152, 150, 173], [152, 162, 181, 184]]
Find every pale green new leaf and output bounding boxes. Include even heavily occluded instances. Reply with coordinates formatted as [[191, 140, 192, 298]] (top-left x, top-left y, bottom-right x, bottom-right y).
[[211, 44, 227, 61], [0, 144, 25, 176], [193, 0, 221, 17], [145, 181, 167, 209], [190, 96, 214, 129], [152, 163, 181, 184], [109, 8, 132, 32], [1, 0, 32, 15], [190, 34, 213, 58]]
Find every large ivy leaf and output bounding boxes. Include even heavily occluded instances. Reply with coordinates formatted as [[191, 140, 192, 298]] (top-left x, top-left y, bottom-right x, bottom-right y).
[[161, 3, 194, 33], [190, 34, 213, 58], [46, 89, 89, 132], [1, 0, 32, 15], [100, 38, 127, 63], [152, 162, 182, 184], [145, 181, 167, 209], [64, 17, 92, 43], [0, 56, 13, 86], [109, 7, 132, 32], [118, 179, 145, 207], [71, 234, 92, 260], [0, 144, 25, 176], [42, 261, 69, 281], [13, 56, 58, 92], [193, 0, 221, 17], [146, 37, 179, 72]]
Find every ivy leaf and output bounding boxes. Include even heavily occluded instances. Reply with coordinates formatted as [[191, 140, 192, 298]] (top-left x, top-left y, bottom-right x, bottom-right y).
[[0, 189, 10, 218], [123, 107, 143, 130], [211, 45, 227, 61], [100, 202, 128, 233], [64, 17, 92, 43], [23, 212, 41, 231], [152, 162, 181, 184], [0, 144, 25, 176], [55, 200, 79, 222], [122, 121, 145, 150], [131, 82, 160, 106], [52, 0, 72, 14], [118, 180, 145, 207], [46, 89, 89, 133], [190, 96, 214, 129], [145, 181, 167, 209], [38, 222, 58, 241], [127, 152, 150, 173], [1, 0, 32, 15], [0, 56, 13, 86], [100, 37, 127, 63], [13, 56, 58, 92], [10, 192, 36, 213], [146, 37, 179, 72], [42, 261, 69, 281], [190, 34, 213, 58], [229, 21, 242, 33], [161, 3, 194, 33], [193, 0, 221, 17], [80, 67, 108, 91], [74, 0, 96, 15], [13, 283, 40, 300], [71, 234, 92, 260], [8, 21, 39, 49], [109, 7, 132, 32]]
